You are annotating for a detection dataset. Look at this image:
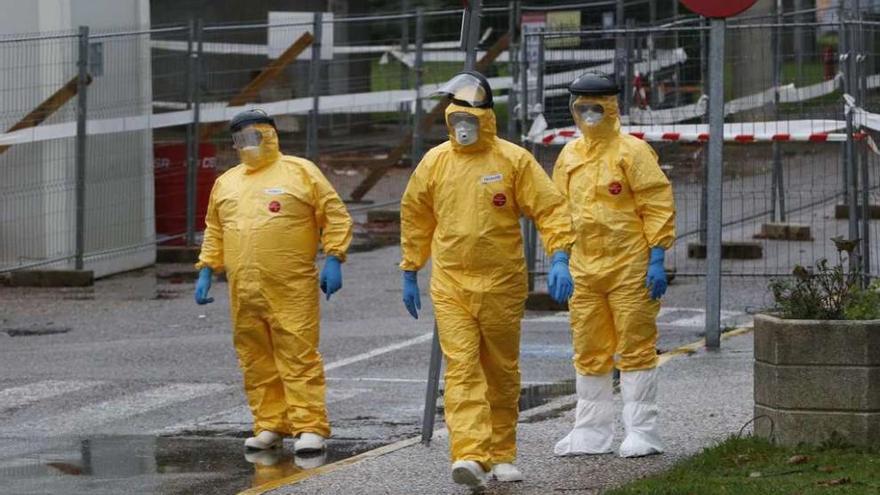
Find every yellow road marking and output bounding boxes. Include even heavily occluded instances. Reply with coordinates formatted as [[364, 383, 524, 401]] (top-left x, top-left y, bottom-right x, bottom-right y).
[[240, 326, 755, 494]]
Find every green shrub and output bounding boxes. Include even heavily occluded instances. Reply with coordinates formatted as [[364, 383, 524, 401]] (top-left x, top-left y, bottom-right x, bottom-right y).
[[769, 237, 879, 320]]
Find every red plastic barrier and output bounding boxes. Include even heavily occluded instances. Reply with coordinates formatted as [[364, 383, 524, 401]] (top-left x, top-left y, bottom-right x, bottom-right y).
[[154, 143, 217, 245]]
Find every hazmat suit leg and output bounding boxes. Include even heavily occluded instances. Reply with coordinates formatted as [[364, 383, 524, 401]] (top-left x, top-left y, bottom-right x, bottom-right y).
[[231, 302, 291, 436], [433, 284, 525, 469], [608, 279, 660, 372], [265, 275, 330, 438], [608, 279, 662, 457], [555, 280, 616, 456], [479, 292, 524, 465], [232, 275, 330, 439], [569, 279, 617, 376]]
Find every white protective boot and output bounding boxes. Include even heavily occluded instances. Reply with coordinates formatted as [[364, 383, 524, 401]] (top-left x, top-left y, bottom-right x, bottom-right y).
[[244, 430, 283, 450], [293, 432, 326, 454], [491, 463, 524, 482], [451, 460, 488, 491], [619, 367, 664, 458], [554, 373, 615, 456]]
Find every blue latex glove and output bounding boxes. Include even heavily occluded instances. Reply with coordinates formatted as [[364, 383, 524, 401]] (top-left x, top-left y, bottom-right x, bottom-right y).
[[402, 271, 421, 319], [646, 247, 667, 300], [547, 251, 574, 303], [195, 267, 214, 305], [320, 255, 343, 300]]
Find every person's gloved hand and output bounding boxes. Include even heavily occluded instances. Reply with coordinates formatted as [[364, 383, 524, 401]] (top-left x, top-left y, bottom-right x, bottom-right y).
[[646, 247, 667, 300], [320, 255, 343, 300], [402, 270, 421, 319], [195, 267, 214, 305], [547, 251, 574, 303]]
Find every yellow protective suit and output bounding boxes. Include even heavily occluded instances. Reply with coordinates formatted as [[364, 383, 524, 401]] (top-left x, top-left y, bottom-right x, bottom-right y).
[[552, 95, 675, 376], [197, 124, 353, 438], [400, 103, 576, 468]]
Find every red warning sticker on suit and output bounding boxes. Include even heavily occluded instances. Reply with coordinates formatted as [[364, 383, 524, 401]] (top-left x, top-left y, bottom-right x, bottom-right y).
[[268, 201, 281, 213], [608, 182, 623, 195], [492, 193, 507, 207]]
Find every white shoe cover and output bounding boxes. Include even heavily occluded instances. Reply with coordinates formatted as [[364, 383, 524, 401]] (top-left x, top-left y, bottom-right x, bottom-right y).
[[294, 432, 326, 454], [491, 463, 523, 482], [244, 449, 282, 466], [451, 460, 488, 491], [619, 368, 664, 458], [554, 373, 615, 456], [294, 451, 327, 470], [244, 430, 283, 450]]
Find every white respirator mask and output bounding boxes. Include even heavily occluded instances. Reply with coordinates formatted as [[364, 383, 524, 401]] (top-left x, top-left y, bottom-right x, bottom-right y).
[[449, 112, 480, 146]]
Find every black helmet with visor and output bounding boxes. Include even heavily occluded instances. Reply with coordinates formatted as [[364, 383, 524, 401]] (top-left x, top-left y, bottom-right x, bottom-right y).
[[433, 71, 494, 109]]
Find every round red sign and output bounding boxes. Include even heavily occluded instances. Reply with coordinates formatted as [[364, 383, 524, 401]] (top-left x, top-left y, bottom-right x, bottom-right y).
[[608, 182, 623, 195], [679, 0, 757, 18], [268, 201, 281, 213], [492, 193, 507, 207]]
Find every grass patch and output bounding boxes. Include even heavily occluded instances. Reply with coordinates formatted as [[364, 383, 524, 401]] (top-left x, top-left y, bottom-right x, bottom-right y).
[[606, 436, 880, 495]]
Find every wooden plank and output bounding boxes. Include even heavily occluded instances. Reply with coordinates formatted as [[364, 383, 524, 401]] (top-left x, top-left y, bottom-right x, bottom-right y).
[[349, 32, 511, 202], [198, 32, 314, 142], [0, 74, 92, 155]]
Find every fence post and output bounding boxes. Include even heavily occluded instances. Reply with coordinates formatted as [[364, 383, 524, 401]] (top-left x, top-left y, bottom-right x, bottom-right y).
[[185, 19, 199, 247], [463, 0, 482, 70], [507, 1, 519, 143], [672, 0, 681, 107], [75, 26, 90, 270], [412, 8, 425, 165], [841, 17, 850, 207], [623, 19, 634, 116], [843, 20, 861, 274], [615, 0, 625, 87], [648, 0, 656, 106], [519, 33, 529, 137], [420, 321, 442, 445], [699, 18, 708, 245], [307, 12, 323, 162], [857, 22, 871, 281], [705, 18, 725, 350], [400, 0, 411, 134], [771, 0, 786, 222]]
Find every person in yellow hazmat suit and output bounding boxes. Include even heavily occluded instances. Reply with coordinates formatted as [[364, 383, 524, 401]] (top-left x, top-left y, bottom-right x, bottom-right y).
[[552, 72, 675, 458], [194, 109, 353, 455], [399, 71, 576, 490]]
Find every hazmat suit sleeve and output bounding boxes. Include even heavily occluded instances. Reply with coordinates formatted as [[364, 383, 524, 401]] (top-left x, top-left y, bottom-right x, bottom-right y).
[[399, 155, 436, 271], [515, 154, 576, 256], [626, 142, 676, 249], [550, 143, 575, 200], [195, 180, 224, 273], [304, 161, 353, 262]]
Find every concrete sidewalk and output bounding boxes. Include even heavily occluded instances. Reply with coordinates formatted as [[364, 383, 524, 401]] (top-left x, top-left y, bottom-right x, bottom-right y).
[[266, 331, 754, 495]]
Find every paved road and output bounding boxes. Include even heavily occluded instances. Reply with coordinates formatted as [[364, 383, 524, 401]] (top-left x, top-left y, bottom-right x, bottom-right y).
[[0, 245, 757, 494]]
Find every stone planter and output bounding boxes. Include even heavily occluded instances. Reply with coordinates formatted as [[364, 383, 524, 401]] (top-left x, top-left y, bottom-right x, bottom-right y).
[[754, 314, 880, 447]]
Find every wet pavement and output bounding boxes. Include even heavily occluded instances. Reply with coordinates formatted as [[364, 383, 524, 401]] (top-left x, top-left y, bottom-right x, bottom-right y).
[[0, 435, 382, 495], [0, 245, 765, 494]]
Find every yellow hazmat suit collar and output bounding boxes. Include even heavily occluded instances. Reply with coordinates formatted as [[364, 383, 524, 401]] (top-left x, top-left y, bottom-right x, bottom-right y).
[[446, 103, 497, 153], [240, 123, 282, 173]]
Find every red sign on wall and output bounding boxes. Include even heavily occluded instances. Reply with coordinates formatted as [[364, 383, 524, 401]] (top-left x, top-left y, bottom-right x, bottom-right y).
[[679, 0, 758, 18]]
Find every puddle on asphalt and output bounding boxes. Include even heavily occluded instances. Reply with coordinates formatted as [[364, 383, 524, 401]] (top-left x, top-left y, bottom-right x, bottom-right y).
[[0, 435, 382, 495]]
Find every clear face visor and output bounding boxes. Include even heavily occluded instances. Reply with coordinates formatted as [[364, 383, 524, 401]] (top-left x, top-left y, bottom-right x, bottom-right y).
[[434, 73, 491, 108], [570, 96, 606, 127], [232, 126, 263, 150], [448, 112, 479, 146]]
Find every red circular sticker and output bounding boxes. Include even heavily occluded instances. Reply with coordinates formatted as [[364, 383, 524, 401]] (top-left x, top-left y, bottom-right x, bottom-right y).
[[268, 201, 281, 213], [492, 193, 507, 207], [680, 0, 757, 18], [608, 182, 623, 195]]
